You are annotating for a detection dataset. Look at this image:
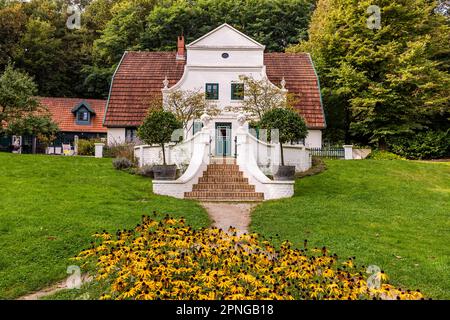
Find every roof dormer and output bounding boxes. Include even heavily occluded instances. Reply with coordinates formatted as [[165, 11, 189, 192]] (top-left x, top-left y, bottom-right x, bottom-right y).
[[72, 101, 95, 125]]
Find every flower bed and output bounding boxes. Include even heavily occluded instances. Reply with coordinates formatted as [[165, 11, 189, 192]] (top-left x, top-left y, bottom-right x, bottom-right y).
[[74, 214, 424, 300]]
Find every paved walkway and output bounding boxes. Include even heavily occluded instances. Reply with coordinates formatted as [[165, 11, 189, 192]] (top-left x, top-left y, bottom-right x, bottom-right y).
[[200, 202, 257, 235]]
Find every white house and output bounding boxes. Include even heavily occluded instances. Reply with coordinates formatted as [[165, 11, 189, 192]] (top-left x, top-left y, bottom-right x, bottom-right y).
[[103, 24, 326, 201]]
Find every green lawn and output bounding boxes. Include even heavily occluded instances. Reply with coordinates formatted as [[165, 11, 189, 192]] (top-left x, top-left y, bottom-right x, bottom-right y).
[[0, 153, 209, 299], [251, 160, 450, 299]]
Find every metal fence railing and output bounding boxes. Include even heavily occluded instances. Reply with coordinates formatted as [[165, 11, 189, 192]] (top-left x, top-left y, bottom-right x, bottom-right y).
[[309, 147, 345, 159]]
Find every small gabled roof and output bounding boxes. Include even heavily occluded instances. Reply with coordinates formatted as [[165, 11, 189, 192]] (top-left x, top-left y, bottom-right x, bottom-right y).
[[71, 101, 96, 115], [186, 23, 265, 49]]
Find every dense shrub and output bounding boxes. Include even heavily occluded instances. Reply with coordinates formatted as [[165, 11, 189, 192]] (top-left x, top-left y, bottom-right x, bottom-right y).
[[104, 142, 136, 163], [367, 150, 405, 160], [73, 214, 424, 300], [112, 157, 133, 170], [389, 130, 450, 160], [77, 139, 95, 156]]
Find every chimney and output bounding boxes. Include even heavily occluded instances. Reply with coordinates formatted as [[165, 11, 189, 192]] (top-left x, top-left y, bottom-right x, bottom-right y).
[[176, 35, 185, 61]]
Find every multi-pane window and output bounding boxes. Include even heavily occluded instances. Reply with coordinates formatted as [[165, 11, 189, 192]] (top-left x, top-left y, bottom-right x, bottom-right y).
[[76, 107, 90, 125], [126, 128, 138, 143], [205, 83, 219, 100], [77, 111, 89, 122], [231, 83, 244, 100]]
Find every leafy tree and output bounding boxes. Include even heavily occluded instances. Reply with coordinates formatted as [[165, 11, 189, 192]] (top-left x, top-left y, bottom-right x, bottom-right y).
[[225, 75, 296, 122], [86, 0, 158, 97], [0, 2, 27, 68], [93, 0, 157, 66], [164, 89, 220, 137], [0, 63, 59, 153], [290, 0, 450, 148], [141, 0, 314, 52], [6, 113, 59, 153], [0, 63, 39, 125], [259, 108, 308, 166], [15, 17, 65, 96], [137, 110, 181, 165]]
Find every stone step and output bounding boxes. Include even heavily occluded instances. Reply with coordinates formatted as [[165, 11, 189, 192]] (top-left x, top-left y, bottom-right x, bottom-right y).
[[210, 157, 236, 165], [192, 184, 255, 191], [184, 191, 264, 201], [207, 164, 240, 170], [203, 170, 243, 177], [184, 197, 262, 202], [198, 176, 249, 183]]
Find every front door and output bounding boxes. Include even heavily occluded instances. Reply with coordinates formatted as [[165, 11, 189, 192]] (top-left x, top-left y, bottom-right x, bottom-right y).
[[215, 123, 232, 156]]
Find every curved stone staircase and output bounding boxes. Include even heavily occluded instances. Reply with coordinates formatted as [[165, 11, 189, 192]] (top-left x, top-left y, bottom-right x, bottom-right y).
[[184, 159, 264, 202]]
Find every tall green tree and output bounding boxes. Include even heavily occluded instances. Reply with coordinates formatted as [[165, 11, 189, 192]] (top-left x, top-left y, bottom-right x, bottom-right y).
[[0, 0, 119, 98], [290, 0, 450, 147], [15, 18, 65, 96], [85, 0, 157, 97], [140, 0, 314, 52], [0, 63, 59, 153], [0, 2, 27, 68], [0, 63, 39, 125]]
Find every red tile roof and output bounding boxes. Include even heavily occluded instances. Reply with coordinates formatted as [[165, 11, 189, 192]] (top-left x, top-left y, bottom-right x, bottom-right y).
[[264, 53, 326, 129], [104, 52, 185, 127], [104, 51, 325, 129], [38, 97, 107, 133]]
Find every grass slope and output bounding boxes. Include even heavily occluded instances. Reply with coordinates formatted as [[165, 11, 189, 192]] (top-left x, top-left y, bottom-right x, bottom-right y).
[[251, 160, 450, 299], [0, 153, 209, 299]]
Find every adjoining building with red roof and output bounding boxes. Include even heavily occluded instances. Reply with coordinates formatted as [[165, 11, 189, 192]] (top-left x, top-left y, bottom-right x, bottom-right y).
[[0, 97, 107, 154], [104, 23, 325, 150], [38, 97, 107, 153], [38, 97, 107, 136]]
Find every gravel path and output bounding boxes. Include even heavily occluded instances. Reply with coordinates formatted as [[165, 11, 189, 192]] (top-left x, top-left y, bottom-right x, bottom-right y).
[[200, 202, 257, 235], [17, 274, 92, 300]]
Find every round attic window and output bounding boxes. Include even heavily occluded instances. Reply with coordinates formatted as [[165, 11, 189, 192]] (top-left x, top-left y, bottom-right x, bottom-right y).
[[221, 53, 229, 59]]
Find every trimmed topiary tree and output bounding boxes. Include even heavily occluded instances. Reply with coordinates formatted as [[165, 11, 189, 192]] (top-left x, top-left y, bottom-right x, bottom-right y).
[[137, 110, 181, 165], [259, 108, 308, 166]]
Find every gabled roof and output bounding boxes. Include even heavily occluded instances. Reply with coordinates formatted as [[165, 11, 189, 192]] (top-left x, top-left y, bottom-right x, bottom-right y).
[[186, 23, 265, 49], [264, 53, 326, 129], [104, 51, 325, 129], [104, 51, 185, 127], [39, 97, 107, 133], [71, 101, 96, 115]]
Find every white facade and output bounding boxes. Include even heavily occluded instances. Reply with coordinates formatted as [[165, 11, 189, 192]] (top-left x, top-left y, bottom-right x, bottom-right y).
[[107, 128, 126, 145], [305, 130, 322, 149], [107, 24, 323, 149], [162, 24, 269, 155], [109, 24, 326, 200]]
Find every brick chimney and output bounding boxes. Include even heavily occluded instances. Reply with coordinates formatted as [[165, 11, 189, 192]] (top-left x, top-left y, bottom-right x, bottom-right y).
[[176, 35, 185, 61]]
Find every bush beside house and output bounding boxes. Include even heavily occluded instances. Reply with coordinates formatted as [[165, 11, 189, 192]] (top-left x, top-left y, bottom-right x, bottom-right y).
[[77, 139, 95, 156]]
